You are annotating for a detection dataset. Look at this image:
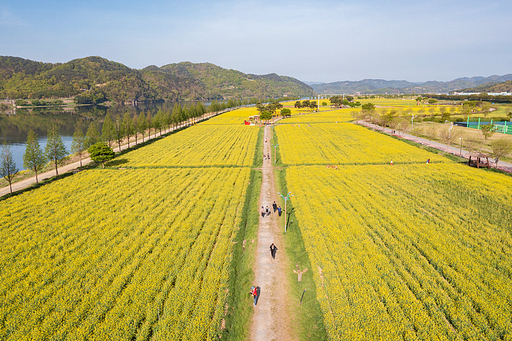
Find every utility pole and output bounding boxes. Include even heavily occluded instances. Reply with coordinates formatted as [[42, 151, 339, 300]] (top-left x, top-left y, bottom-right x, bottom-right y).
[[277, 191, 294, 233], [272, 143, 279, 164]]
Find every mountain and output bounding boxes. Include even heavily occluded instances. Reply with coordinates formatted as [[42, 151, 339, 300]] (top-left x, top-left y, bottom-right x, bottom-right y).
[[0, 56, 314, 103], [311, 75, 512, 95], [312, 79, 418, 95], [456, 80, 512, 93], [155, 62, 314, 99]]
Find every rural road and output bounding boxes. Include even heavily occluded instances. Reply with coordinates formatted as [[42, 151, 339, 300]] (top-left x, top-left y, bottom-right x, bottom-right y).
[[249, 125, 295, 341], [0, 111, 224, 198], [359, 121, 512, 172]]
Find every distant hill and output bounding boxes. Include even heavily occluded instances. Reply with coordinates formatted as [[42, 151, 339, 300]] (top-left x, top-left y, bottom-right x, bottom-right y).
[[0, 56, 314, 103], [155, 62, 314, 99], [311, 75, 512, 95], [456, 80, 512, 93]]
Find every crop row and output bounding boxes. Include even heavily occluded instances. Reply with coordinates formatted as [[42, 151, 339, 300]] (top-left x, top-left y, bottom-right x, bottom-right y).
[[286, 164, 512, 340], [0, 167, 250, 340], [119, 124, 259, 167], [275, 123, 436, 165], [278, 108, 355, 124]]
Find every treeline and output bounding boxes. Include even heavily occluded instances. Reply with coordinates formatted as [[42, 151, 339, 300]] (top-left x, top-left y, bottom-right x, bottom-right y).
[[1, 99, 244, 192], [431, 94, 512, 103]]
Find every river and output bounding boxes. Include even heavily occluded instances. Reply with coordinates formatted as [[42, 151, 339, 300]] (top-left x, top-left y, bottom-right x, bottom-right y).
[[0, 101, 202, 170]]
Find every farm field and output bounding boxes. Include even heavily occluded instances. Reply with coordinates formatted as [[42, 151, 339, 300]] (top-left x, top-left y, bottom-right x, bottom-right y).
[[273, 105, 512, 340], [285, 164, 512, 340], [119, 124, 259, 167], [0, 109, 261, 340], [201, 107, 258, 125], [275, 122, 437, 166], [278, 108, 356, 124]]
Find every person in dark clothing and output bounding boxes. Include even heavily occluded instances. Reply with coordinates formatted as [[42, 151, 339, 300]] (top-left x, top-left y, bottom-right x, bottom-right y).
[[277, 206, 282, 216], [270, 243, 278, 259], [265, 206, 270, 216], [272, 201, 277, 212]]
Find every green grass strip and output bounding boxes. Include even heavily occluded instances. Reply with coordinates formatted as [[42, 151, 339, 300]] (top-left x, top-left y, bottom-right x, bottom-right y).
[[274, 167, 328, 340]]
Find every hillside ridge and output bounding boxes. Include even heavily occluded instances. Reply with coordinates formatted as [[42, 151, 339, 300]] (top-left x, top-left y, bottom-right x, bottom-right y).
[[0, 56, 314, 103]]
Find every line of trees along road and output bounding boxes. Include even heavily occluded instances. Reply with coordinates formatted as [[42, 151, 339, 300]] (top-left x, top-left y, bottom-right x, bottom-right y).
[[1, 100, 242, 191]]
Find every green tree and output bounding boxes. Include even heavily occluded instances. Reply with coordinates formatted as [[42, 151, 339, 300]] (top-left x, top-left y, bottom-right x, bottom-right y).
[[88, 142, 115, 168], [146, 111, 153, 138], [23, 130, 46, 184], [489, 138, 512, 168], [361, 102, 375, 111], [260, 111, 273, 121], [71, 124, 86, 167], [137, 112, 147, 142], [1, 142, 19, 194], [154, 109, 163, 135], [480, 124, 496, 144], [281, 108, 291, 117], [45, 124, 68, 176], [101, 113, 115, 148], [172, 103, 182, 130], [85, 121, 100, 148], [132, 114, 139, 145], [196, 102, 206, 122], [113, 118, 124, 152], [122, 112, 133, 148]]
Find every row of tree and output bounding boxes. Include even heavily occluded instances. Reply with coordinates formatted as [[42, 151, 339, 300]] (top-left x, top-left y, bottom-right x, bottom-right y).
[[1, 124, 68, 194], [329, 95, 361, 108], [353, 108, 512, 167], [1, 100, 235, 195]]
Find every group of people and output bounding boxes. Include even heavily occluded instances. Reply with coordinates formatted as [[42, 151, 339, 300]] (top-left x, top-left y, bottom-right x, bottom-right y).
[[251, 243, 279, 306], [260, 201, 282, 217], [252, 200, 284, 306]]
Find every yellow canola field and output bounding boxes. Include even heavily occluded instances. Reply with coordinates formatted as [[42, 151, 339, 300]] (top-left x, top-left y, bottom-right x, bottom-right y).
[[120, 124, 259, 167], [286, 164, 512, 340], [276, 123, 437, 165], [279, 108, 356, 124], [202, 107, 259, 125], [0, 167, 250, 340]]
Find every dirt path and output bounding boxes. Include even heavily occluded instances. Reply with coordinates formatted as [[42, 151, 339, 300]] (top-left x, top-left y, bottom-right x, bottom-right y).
[[249, 125, 296, 341]]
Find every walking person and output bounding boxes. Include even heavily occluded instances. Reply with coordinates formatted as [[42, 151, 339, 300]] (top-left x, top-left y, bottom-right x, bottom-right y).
[[261, 206, 265, 218], [270, 243, 278, 259], [277, 206, 282, 216], [251, 286, 258, 306], [265, 206, 270, 216], [250, 286, 260, 306], [272, 201, 277, 212]]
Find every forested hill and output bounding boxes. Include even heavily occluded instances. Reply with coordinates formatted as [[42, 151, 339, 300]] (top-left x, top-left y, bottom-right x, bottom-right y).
[[0, 56, 314, 103], [457, 80, 512, 93], [311, 75, 512, 95], [155, 62, 313, 100]]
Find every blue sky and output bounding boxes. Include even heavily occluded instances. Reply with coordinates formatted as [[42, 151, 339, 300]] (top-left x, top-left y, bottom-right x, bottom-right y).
[[1, 0, 511, 83]]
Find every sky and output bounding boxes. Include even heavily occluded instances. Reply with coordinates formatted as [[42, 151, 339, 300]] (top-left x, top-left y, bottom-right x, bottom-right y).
[[1, 0, 511, 83]]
